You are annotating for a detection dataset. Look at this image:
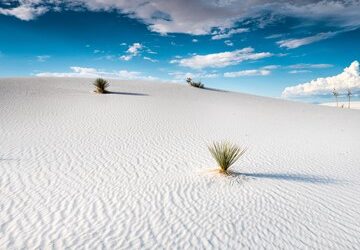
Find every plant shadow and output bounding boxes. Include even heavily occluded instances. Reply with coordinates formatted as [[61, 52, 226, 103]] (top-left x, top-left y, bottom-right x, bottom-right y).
[[203, 87, 228, 93], [228, 172, 341, 184], [107, 91, 148, 96]]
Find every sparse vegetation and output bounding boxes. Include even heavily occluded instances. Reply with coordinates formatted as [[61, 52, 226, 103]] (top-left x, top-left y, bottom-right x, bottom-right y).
[[186, 77, 192, 85], [186, 77, 204, 89], [93, 78, 109, 94], [347, 89, 352, 109], [208, 141, 247, 174], [331, 88, 353, 109], [332, 88, 339, 107]]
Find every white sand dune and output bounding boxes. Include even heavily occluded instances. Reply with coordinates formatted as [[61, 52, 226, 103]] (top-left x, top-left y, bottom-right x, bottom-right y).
[[1, 77, 360, 249]]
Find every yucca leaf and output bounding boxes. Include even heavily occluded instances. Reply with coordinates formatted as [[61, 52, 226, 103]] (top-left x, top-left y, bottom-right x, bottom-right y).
[[208, 141, 247, 173]]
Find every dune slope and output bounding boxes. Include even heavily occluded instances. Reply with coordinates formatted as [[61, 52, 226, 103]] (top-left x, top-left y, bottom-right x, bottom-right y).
[[1, 77, 360, 249]]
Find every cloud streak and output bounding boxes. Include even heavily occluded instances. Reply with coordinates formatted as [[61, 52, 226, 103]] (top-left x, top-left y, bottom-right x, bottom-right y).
[[287, 64, 333, 69], [288, 70, 311, 74], [36, 66, 157, 80], [211, 28, 249, 40], [224, 69, 271, 77], [277, 32, 338, 49], [171, 47, 272, 69]]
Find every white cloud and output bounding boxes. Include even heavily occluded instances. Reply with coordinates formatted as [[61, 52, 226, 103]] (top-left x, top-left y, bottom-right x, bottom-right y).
[[0, 4, 47, 21], [287, 64, 333, 69], [143, 56, 158, 63], [223, 63, 332, 77], [146, 49, 157, 54], [127, 43, 142, 55], [224, 69, 271, 77], [36, 55, 50, 62], [288, 70, 311, 74], [120, 42, 143, 61], [285, 64, 333, 73], [262, 65, 279, 70], [36, 66, 98, 77], [211, 28, 249, 40], [224, 40, 233, 46], [282, 61, 360, 97], [171, 47, 272, 69], [277, 31, 338, 49], [279, 1, 360, 28], [265, 34, 284, 39], [36, 66, 157, 80], [120, 55, 133, 61], [2, 1, 360, 36]]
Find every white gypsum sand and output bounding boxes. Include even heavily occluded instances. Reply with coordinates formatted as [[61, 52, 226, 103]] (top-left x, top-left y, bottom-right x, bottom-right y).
[[1, 77, 360, 249], [320, 101, 360, 110]]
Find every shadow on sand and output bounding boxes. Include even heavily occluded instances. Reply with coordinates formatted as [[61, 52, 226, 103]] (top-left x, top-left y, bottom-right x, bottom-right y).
[[107, 91, 148, 96], [228, 172, 341, 184], [203, 87, 228, 93]]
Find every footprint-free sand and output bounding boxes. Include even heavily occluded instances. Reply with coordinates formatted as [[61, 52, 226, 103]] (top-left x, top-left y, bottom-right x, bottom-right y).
[[1, 77, 360, 249]]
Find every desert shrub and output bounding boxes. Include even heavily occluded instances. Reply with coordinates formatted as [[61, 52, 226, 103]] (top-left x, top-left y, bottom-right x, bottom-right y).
[[190, 81, 204, 88], [186, 77, 192, 85], [208, 142, 247, 174], [186, 77, 204, 89], [93, 78, 109, 93]]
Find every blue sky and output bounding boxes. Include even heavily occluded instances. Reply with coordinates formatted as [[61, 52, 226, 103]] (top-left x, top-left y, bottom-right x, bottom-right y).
[[0, 1, 360, 101]]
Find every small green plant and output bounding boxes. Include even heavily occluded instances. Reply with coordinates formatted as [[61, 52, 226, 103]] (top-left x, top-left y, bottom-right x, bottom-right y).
[[93, 78, 109, 94], [208, 141, 247, 174], [186, 77, 204, 89]]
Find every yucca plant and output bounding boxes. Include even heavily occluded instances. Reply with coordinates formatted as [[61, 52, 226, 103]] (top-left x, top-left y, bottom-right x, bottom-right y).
[[190, 81, 204, 88], [186, 77, 193, 85], [186, 77, 204, 88], [208, 142, 247, 174], [93, 78, 109, 93]]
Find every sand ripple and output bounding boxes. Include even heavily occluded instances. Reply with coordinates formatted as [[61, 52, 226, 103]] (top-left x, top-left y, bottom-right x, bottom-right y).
[[1, 78, 360, 249]]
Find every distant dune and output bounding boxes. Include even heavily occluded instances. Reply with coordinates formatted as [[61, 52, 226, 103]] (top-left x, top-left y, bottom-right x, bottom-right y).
[[321, 101, 360, 110], [1, 77, 360, 249]]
